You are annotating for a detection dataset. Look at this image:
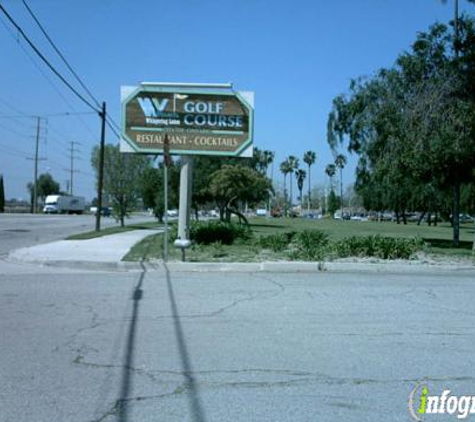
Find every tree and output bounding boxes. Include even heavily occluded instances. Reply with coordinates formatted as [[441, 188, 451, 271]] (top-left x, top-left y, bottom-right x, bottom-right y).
[[0, 174, 4, 213], [262, 150, 275, 178], [325, 164, 337, 217], [191, 152, 271, 217], [303, 151, 316, 214], [91, 144, 151, 227], [208, 165, 272, 223], [142, 166, 163, 222], [335, 154, 347, 219], [27, 173, 60, 212], [37, 173, 60, 200], [327, 17, 475, 244], [295, 169, 306, 215], [325, 164, 336, 188], [327, 189, 340, 217], [141, 162, 180, 222], [279, 160, 292, 215], [287, 156, 299, 211]]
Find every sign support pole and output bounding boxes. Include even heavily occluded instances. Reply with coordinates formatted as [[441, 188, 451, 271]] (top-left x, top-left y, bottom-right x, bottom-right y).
[[163, 162, 168, 261], [175, 156, 193, 260]]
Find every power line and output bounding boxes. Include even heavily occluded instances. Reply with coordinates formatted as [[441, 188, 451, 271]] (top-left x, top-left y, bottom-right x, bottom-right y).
[[106, 119, 120, 139], [0, 120, 31, 138], [1, 5, 121, 138], [0, 3, 99, 113], [0, 18, 99, 141], [0, 6, 121, 147], [0, 143, 32, 158], [21, 0, 102, 110], [0, 112, 94, 118]]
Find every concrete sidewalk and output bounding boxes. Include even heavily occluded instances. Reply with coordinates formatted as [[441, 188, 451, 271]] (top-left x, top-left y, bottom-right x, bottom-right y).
[[8, 229, 160, 270]]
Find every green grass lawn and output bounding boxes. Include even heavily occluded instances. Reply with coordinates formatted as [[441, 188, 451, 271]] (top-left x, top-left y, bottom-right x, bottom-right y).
[[124, 217, 475, 262], [250, 217, 474, 258]]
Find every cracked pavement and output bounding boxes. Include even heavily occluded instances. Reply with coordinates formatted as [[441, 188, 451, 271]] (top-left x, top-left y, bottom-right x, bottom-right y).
[[1, 262, 475, 422]]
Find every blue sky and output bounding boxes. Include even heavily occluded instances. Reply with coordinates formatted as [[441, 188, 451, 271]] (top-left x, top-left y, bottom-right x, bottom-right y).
[[0, 0, 472, 201]]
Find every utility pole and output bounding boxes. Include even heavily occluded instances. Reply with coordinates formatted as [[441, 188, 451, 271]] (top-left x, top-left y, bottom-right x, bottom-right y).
[[26, 116, 46, 213], [33, 116, 40, 213], [95, 102, 106, 232], [67, 141, 81, 195]]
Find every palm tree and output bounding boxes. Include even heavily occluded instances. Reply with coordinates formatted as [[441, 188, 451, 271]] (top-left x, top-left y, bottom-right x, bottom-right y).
[[325, 164, 336, 185], [295, 169, 306, 216], [280, 160, 292, 215], [287, 156, 299, 213], [262, 150, 275, 178], [335, 154, 347, 219], [325, 164, 336, 216], [262, 151, 275, 211], [303, 151, 316, 214]]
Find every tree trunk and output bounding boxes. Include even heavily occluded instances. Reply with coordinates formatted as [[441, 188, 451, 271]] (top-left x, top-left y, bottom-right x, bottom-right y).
[[402, 210, 407, 225], [453, 183, 460, 246], [228, 208, 249, 226], [283, 174, 287, 217], [417, 211, 425, 226], [289, 175, 293, 217], [395, 210, 400, 224], [340, 168, 344, 221], [307, 164, 311, 215]]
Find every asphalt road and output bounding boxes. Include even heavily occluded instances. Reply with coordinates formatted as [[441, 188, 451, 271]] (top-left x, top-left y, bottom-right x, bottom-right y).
[[1, 262, 474, 422], [0, 213, 156, 255]]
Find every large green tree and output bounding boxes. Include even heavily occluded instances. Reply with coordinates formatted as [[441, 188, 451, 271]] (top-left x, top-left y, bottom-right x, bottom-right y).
[[91, 144, 151, 227], [208, 165, 273, 223], [327, 17, 475, 244]]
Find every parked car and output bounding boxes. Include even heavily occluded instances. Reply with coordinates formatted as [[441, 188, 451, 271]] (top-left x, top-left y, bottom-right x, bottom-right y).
[[90, 206, 111, 217], [256, 209, 267, 217]]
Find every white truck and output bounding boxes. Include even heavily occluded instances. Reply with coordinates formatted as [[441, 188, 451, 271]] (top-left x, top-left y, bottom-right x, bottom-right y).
[[43, 195, 85, 214]]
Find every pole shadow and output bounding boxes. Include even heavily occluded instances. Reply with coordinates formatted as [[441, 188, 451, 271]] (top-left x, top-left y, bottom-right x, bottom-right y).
[[116, 262, 146, 422], [164, 263, 207, 422]]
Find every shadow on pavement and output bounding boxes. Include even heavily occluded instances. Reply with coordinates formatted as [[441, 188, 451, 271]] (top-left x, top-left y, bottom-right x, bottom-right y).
[[117, 262, 146, 422], [164, 263, 207, 422]]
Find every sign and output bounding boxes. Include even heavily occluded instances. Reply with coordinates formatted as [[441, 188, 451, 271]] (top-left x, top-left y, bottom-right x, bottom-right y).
[[120, 85, 254, 157]]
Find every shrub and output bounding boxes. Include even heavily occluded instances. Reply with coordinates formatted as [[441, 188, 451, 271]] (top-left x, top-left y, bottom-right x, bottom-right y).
[[288, 229, 329, 261], [333, 235, 424, 259], [256, 231, 296, 252], [190, 221, 250, 245]]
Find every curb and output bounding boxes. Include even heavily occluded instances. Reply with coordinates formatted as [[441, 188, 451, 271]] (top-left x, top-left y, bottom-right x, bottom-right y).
[[6, 255, 475, 274]]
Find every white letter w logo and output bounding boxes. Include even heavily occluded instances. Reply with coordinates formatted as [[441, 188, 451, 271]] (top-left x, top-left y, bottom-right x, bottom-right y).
[[137, 97, 169, 117]]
